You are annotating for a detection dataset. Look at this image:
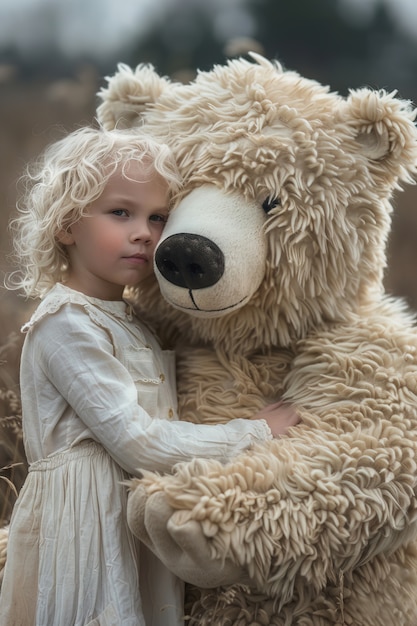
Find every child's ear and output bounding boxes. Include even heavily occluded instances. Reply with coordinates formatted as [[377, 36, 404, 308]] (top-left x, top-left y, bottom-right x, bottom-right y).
[[56, 229, 74, 245]]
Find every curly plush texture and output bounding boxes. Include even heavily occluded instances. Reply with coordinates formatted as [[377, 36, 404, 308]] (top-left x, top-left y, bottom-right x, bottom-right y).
[[97, 54, 417, 625]]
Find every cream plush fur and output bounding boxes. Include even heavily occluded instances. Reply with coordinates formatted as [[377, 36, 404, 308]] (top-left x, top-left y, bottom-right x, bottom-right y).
[[97, 54, 417, 625]]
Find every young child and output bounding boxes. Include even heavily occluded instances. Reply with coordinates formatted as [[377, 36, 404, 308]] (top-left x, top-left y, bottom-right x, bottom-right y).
[[0, 126, 299, 626]]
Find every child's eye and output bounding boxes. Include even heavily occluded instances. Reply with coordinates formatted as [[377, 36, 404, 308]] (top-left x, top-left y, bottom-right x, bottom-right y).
[[112, 209, 128, 217], [150, 214, 168, 224]]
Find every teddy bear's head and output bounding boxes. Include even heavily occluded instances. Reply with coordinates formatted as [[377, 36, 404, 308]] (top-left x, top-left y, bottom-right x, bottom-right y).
[[98, 54, 417, 352]]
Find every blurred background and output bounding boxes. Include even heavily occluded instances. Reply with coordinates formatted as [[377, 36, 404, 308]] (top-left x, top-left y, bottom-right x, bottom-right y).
[[0, 0, 417, 521]]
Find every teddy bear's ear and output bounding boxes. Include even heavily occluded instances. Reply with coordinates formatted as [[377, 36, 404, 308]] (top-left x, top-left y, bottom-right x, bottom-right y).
[[341, 88, 417, 183], [96, 63, 172, 130]]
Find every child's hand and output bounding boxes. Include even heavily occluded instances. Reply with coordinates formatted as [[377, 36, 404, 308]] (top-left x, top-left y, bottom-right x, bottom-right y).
[[253, 401, 300, 437]]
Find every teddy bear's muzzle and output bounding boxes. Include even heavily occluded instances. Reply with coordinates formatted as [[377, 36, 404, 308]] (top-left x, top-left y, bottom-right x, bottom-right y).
[[152, 185, 267, 316]]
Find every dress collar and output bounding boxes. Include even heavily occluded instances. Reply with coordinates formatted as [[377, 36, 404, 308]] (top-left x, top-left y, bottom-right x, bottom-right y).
[[55, 284, 132, 322]]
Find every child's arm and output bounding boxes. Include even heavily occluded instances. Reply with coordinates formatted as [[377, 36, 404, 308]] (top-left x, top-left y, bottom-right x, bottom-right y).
[[28, 305, 291, 475]]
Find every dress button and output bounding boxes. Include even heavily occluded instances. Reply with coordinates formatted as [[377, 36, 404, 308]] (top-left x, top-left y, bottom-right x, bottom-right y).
[[159, 373, 165, 382], [168, 408, 174, 419]]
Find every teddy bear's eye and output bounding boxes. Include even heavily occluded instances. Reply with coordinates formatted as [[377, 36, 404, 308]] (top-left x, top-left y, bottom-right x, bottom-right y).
[[262, 197, 281, 214]]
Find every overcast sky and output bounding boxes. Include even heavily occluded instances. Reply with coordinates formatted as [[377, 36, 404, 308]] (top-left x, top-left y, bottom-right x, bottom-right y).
[[0, 0, 416, 60], [0, 0, 247, 59], [339, 0, 417, 37], [0, 0, 171, 58]]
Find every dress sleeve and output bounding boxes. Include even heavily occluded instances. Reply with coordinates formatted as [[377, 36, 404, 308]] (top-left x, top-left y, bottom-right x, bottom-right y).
[[32, 304, 272, 474]]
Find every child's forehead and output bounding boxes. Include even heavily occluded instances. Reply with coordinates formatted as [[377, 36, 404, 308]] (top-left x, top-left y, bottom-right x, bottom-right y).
[[106, 158, 155, 180], [101, 161, 169, 197]]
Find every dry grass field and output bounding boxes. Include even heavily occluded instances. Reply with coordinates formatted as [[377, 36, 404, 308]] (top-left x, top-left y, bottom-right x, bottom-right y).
[[0, 70, 99, 521], [0, 68, 100, 341], [0, 69, 416, 522]]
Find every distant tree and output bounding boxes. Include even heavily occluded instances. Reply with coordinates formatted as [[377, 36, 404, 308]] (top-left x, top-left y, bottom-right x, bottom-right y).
[[127, 1, 226, 79], [245, 0, 368, 83], [244, 0, 417, 97]]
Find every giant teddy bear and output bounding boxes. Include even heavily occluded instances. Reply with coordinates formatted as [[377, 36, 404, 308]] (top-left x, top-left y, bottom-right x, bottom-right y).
[[97, 54, 417, 625]]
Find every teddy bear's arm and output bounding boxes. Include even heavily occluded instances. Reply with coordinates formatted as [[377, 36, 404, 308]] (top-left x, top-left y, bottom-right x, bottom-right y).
[[127, 411, 417, 599], [127, 324, 417, 598]]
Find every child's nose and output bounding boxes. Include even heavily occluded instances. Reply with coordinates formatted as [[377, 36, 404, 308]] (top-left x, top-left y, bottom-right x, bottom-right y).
[[131, 220, 151, 242]]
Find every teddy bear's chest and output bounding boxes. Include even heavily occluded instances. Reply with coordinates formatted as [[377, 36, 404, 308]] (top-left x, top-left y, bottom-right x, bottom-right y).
[[175, 345, 294, 425]]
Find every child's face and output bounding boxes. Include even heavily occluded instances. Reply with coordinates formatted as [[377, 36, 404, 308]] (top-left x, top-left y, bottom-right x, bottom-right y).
[[61, 160, 169, 300]]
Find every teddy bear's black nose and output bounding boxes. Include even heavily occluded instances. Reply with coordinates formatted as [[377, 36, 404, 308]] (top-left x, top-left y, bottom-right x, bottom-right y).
[[155, 233, 225, 289]]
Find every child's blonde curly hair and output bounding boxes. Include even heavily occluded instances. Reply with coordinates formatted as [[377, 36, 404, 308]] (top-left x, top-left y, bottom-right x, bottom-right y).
[[7, 126, 182, 299]]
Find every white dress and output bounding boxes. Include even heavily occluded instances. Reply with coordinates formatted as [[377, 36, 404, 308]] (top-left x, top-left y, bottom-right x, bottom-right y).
[[0, 283, 271, 626]]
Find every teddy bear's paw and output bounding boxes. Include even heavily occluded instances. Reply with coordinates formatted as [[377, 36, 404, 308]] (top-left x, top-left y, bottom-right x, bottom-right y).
[[127, 486, 250, 588]]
